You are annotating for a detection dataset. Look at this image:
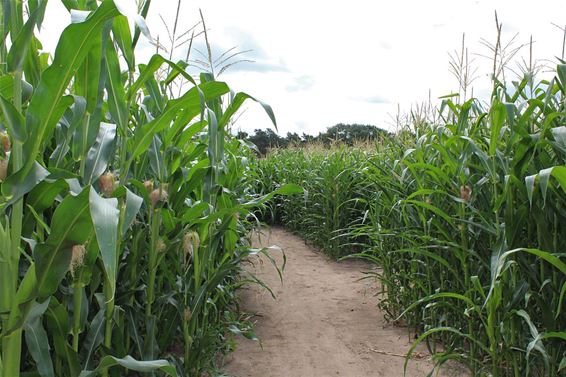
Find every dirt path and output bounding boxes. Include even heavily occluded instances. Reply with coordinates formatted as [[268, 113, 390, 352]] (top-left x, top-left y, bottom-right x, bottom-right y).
[[222, 227, 465, 377]]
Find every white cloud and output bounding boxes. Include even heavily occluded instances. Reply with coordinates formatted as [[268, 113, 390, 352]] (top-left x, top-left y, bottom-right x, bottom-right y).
[[40, 0, 566, 135]]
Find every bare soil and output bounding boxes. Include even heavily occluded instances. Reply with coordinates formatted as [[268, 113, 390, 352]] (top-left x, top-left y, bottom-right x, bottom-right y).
[[222, 227, 467, 377]]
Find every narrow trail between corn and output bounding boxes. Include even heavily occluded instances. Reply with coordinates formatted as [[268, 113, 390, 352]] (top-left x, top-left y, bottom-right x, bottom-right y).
[[222, 227, 464, 377]]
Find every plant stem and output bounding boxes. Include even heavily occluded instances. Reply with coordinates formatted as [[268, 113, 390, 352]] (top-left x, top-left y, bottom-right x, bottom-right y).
[[102, 199, 126, 377], [2, 69, 24, 377], [101, 280, 114, 377], [146, 208, 161, 317], [72, 284, 82, 352]]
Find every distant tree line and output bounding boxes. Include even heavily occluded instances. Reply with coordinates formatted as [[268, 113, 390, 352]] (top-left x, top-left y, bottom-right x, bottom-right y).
[[236, 123, 391, 155]]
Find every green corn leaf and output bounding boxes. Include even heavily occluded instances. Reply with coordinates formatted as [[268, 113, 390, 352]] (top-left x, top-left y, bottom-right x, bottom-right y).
[[6, 1, 46, 73], [240, 183, 303, 208], [0, 94, 26, 143], [219, 92, 277, 130], [525, 174, 536, 206], [20, 0, 119, 176], [127, 54, 195, 101], [114, 0, 151, 41], [111, 15, 134, 70], [127, 81, 229, 162], [3, 264, 39, 335], [80, 308, 106, 370], [405, 162, 452, 185], [181, 201, 210, 224], [389, 247, 459, 279], [35, 188, 93, 298], [501, 248, 566, 275], [23, 298, 54, 377], [551, 126, 566, 155], [89, 186, 119, 296], [69, 96, 88, 160], [526, 331, 566, 373], [143, 65, 164, 112], [83, 122, 117, 185], [45, 298, 81, 377], [525, 166, 566, 207], [79, 355, 176, 377], [131, 0, 151, 48], [539, 166, 566, 205], [405, 188, 447, 201], [164, 110, 205, 146], [163, 60, 189, 85], [557, 282, 566, 319], [148, 135, 165, 180], [104, 42, 128, 131], [401, 199, 455, 226], [488, 247, 566, 310], [160, 208, 176, 232], [122, 188, 142, 236], [74, 33, 103, 115], [404, 327, 491, 376], [75, 21, 112, 159], [23, 35, 45, 88], [395, 292, 478, 323], [0, 75, 33, 102], [489, 101, 506, 156], [557, 64, 566, 94], [27, 0, 46, 28], [206, 107, 220, 170], [2, 161, 50, 206]]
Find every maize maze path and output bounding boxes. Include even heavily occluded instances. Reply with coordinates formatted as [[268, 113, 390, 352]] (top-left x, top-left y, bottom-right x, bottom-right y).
[[223, 227, 465, 377]]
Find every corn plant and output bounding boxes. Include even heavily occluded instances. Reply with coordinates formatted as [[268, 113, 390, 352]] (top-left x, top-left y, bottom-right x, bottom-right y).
[[253, 145, 369, 258], [254, 66, 566, 375], [0, 1, 299, 376], [347, 69, 566, 376]]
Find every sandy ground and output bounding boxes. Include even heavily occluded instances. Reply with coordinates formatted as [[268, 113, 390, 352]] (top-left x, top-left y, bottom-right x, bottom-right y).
[[222, 227, 467, 377]]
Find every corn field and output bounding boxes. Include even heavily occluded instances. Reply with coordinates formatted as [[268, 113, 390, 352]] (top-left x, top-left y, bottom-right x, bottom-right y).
[[251, 145, 371, 258], [3, 1, 566, 376], [0, 1, 299, 376], [256, 67, 566, 376]]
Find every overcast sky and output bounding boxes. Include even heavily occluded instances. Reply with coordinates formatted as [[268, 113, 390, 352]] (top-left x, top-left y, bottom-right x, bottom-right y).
[[42, 0, 566, 135]]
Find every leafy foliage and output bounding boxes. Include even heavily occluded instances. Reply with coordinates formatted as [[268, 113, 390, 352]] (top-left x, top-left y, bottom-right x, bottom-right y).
[[239, 123, 389, 155], [0, 2, 298, 376], [255, 67, 566, 376], [252, 146, 369, 258]]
